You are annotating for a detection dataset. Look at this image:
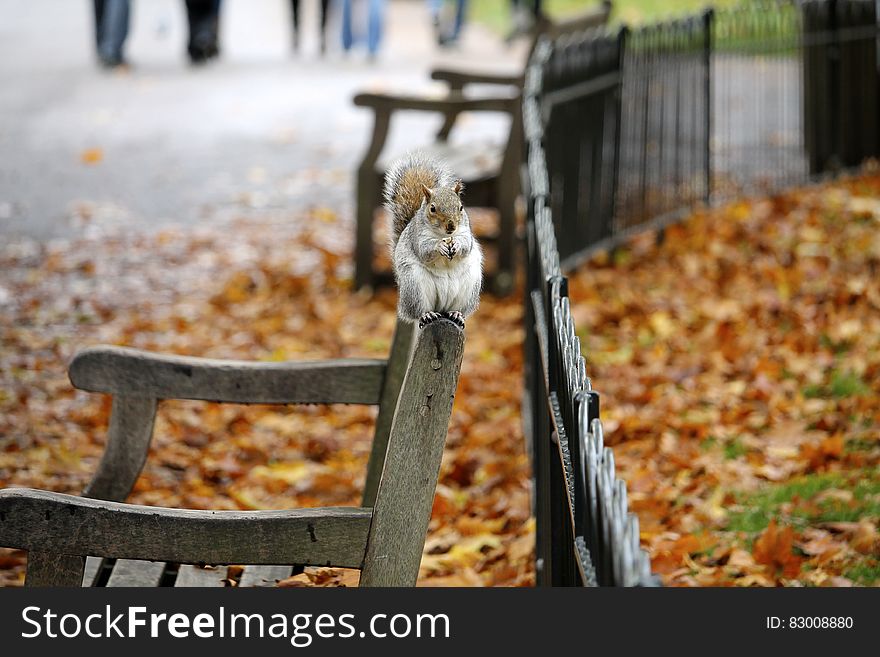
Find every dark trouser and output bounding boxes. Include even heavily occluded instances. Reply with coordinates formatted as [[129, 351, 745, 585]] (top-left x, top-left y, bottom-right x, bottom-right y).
[[93, 0, 130, 64], [291, 0, 331, 41], [185, 0, 222, 62]]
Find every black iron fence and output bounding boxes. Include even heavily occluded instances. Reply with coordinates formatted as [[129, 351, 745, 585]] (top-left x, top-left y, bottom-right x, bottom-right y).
[[523, 0, 879, 586], [523, 39, 656, 586], [538, 0, 879, 269]]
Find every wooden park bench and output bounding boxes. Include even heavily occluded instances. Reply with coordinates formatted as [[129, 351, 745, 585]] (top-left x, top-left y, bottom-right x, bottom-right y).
[[0, 319, 464, 587], [352, 1, 613, 295]]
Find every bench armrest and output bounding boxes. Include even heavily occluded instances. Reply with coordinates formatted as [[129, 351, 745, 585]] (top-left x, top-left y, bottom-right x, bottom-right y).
[[353, 91, 518, 115], [353, 91, 519, 164], [69, 345, 387, 405]]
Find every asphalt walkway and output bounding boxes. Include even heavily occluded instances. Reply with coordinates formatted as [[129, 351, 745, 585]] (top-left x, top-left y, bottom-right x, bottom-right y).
[[0, 0, 524, 241]]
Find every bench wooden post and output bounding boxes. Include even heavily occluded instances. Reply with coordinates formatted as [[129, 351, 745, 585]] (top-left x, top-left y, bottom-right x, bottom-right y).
[[83, 395, 158, 502], [360, 320, 465, 586], [362, 319, 416, 507]]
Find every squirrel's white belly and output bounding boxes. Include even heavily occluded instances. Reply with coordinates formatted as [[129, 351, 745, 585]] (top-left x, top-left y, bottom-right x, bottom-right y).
[[419, 253, 480, 313]]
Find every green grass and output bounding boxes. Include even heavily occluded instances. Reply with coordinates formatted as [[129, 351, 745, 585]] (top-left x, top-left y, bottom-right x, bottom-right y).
[[469, 1, 740, 34], [845, 437, 879, 454], [725, 470, 880, 534], [803, 369, 870, 400], [700, 435, 718, 451], [723, 437, 748, 460], [844, 559, 880, 586]]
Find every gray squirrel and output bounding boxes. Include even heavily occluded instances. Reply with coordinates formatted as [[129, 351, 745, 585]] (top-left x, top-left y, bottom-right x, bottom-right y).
[[384, 152, 483, 329]]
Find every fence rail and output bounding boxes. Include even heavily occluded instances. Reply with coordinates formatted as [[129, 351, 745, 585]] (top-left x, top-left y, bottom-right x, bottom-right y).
[[523, 0, 879, 586], [538, 0, 879, 268]]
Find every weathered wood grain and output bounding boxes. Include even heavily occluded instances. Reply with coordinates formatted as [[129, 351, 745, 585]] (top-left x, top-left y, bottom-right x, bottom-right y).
[[360, 320, 465, 587], [239, 565, 294, 587], [0, 488, 372, 571], [83, 395, 157, 502], [363, 319, 416, 507], [107, 559, 166, 587], [25, 551, 84, 587], [175, 564, 229, 587], [69, 346, 387, 405]]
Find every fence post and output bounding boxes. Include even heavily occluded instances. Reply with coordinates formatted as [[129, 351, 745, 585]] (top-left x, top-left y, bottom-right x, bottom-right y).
[[703, 8, 714, 204], [610, 26, 629, 242], [828, 0, 841, 171]]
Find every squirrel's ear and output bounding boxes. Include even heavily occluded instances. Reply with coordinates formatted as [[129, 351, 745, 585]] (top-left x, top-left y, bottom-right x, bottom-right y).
[[421, 184, 434, 202], [453, 180, 464, 195]]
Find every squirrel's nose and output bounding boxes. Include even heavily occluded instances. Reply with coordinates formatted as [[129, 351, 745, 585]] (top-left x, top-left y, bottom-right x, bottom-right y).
[[446, 224, 454, 233]]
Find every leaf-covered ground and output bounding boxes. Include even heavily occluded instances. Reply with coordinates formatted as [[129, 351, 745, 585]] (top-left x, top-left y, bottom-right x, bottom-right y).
[[0, 207, 532, 587], [1, 174, 879, 587], [571, 173, 880, 586]]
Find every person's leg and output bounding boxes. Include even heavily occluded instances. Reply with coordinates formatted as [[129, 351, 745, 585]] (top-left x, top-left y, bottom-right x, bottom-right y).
[[210, 0, 222, 56], [427, 0, 442, 43], [291, 0, 300, 50], [341, 0, 354, 52], [98, 0, 130, 66], [186, 0, 220, 63], [366, 0, 385, 57], [532, 0, 542, 19], [93, 0, 105, 50], [451, 0, 466, 41], [319, 0, 330, 53]]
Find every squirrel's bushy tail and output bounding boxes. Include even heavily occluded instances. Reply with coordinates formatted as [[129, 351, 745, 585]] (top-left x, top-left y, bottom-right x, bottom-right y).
[[384, 152, 454, 248]]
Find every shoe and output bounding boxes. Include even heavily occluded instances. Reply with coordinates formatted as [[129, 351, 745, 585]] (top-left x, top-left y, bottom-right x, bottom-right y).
[[98, 54, 128, 70]]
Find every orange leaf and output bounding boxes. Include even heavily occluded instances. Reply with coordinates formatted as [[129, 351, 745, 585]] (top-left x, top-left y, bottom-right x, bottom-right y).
[[80, 147, 103, 165], [753, 520, 803, 579]]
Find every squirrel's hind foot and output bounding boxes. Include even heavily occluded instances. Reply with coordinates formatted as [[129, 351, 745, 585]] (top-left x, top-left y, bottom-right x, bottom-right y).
[[444, 311, 465, 329], [418, 312, 443, 329]]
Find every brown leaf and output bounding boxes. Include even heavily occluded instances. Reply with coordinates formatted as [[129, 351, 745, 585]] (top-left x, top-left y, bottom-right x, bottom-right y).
[[753, 520, 803, 579]]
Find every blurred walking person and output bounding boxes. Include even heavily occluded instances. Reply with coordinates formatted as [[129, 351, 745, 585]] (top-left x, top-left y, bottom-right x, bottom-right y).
[[427, 0, 467, 47], [93, 0, 131, 68], [291, 0, 331, 54], [341, 0, 386, 60], [185, 0, 222, 64]]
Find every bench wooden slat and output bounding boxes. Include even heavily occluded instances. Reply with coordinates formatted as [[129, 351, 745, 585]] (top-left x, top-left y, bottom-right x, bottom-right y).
[[107, 559, 166, 587], [1, 489, 372, 570], [239, 565, 294, 587], [69, 346, 387, 405], [82, 556, 105, 586], [175, 564, 228, 587]]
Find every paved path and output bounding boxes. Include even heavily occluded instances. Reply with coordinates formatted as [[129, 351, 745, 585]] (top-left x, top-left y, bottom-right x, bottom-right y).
[[0, 0, 524, 241]]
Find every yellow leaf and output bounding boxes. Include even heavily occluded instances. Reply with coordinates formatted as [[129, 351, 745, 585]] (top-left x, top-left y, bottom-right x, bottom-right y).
[[80, 148, 103, 165]]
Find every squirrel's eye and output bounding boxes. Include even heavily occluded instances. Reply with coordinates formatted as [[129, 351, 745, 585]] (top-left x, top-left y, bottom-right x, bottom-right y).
[[459, 205, 463, 212], [429, 204, 436, 213]]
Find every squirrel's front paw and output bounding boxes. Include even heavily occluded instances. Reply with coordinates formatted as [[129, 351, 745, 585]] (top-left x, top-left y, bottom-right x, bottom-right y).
[[440, 238, 457, 260], [418, 312, 443, 329], [444, 311, 465, 329]]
